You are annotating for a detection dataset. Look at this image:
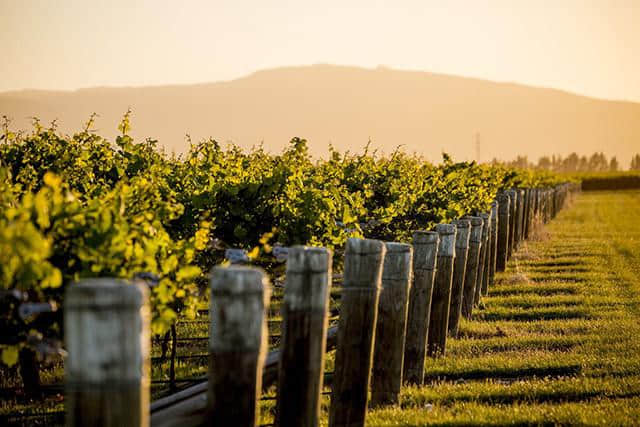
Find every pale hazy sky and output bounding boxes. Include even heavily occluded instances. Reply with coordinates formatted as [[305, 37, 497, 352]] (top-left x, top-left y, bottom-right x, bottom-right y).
[[1, 0, 639, 102]]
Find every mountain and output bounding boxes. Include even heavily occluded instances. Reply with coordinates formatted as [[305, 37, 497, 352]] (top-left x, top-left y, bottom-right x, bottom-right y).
[[1, 64, 639, 164]]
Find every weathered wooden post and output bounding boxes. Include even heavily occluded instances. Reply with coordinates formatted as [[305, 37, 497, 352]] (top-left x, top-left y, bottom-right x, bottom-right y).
[[330, 238, 385, 427], [480, 210, 493, 297], [523, 189, 532, 239], [371, 243, 413, 407], [512, 191, 519, 250], [507, 190, 517, 257], [276, 246, 332, 427], [403, 231, 439, 384], [518, 189, 526, 243], [496, 194, 510, 272], [461, 216, 482, 318], [448, 219, 470, 337], [489, 201, 499, 284], [65, 279, 150, 427], [474, 212, 489, 305], [207, 266, 271, 426], [427, 224, 456, 357]]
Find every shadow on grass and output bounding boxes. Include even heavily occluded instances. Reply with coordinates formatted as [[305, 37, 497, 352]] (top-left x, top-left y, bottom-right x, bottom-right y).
[[526, 260, 587, 268], [489, 285, 581, 297], [450, 338, 585, 356], [527, 266, 591, 274], [486, 299, 583, 310], [476, 308, 592, 322], [528, 275, 588, 283], [423, 364, 582, 384]]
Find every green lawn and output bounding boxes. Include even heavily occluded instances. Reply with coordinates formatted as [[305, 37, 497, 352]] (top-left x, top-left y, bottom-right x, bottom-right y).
[[366, 190, 640, 425]]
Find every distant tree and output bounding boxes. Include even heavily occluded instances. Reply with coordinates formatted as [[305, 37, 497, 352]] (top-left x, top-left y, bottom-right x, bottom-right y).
[[588, 152, 608, 172], [563, 153, 580, 173], [578, 155, 588, 172], [631, 154, 640, 171], [537, 156, 551, 170], [609, 157, 619, 172]]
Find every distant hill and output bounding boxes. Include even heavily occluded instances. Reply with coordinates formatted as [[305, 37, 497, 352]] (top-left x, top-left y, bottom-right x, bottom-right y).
[[1, 64, 639, 164]]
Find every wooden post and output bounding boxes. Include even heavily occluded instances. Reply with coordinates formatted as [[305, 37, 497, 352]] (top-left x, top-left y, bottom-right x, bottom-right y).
[[427, 224, 456, 357], [371, 242, 413, 407], [207, 266, 271, 427], [65, 279, 150, 427], [481, 210, 493, 296], [403, 231, 439, 385], [507, 190, 517, 257], [461, 216, 483, 318], [518, 189, 526, 243], [496, 194, 510, 272], [512, 190, 521, 249], [523, 189, 531, 239], [448, 219, 470, 337], [329, 238, 385, 427], [474, 212, 489, 305], [276, 246, 332, 427], [489, 201, 499, 285]]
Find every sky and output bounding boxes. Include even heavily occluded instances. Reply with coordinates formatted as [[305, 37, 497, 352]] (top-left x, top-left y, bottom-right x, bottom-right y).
[[1, 0, 639, 102]]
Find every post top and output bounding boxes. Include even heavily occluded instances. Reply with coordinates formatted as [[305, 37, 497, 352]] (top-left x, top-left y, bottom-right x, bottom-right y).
[[412, 230, 440, 244], [463, 215, 484, 227], [435, 223, 456, 235], [65, 278, 147, 309], [453, 218, 471, 229], [435, 223, 456, 256], [286, 246, 332, 273], [384, 242, 412, 253], [497, 193, 510, 202], [210, 265, 269, 294], [346, 237, 385, 255]]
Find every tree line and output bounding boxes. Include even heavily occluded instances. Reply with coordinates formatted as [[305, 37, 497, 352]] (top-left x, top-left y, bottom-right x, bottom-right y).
[[496, 152, 640, 173]]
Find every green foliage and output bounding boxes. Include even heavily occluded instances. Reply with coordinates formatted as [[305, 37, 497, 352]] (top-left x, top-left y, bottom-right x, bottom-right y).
[[0, 116, 563, 364]]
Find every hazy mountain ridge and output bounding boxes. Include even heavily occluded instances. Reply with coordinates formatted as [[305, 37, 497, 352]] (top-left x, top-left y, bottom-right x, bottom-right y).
[[1, 64, 639, 163]]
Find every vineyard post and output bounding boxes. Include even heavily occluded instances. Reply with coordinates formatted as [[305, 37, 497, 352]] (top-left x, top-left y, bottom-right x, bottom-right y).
[[514, 190, 524, 248], [448, 219, 471, 337], [329, 238, 385, 427], [496, 194, 510, 272], [276, 246, 332, 427], [65, 279, 150, 427], [526, 188, 535, 239], [522, 188, 530, 239], [530, 188, 537, 229], [403, 231, 439, 384], [481, 209, 493, 296], [461, 216, 483, 318], [513, 190, 521, 249], [475, 212, 490, 304], [371, 242, 413, 407], [519, 189, 526, 242], [507, 190, 517, 257], [489, 201, 499, 285], [427, 224, 456, 357], [207, 266, 271, 426]]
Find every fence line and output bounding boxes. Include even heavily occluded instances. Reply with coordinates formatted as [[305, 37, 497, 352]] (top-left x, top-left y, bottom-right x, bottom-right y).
[[61, 183, 579, 427]]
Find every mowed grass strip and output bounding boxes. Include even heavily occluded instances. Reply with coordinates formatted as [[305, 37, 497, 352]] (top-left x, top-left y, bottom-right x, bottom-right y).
[[364, 190, 640, 425]]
